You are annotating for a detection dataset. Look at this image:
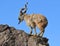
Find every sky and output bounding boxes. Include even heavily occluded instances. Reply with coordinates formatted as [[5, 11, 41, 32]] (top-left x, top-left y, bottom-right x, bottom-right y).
[[0, 0, 60, 46]]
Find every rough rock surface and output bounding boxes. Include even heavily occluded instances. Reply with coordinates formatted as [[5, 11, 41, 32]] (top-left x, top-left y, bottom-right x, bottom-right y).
[[0, 24, 49, 46]]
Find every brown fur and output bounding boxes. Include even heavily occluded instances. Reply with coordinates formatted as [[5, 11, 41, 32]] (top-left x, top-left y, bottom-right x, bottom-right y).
[[18, 13, 48, 37], [18, 2, 48, 37]]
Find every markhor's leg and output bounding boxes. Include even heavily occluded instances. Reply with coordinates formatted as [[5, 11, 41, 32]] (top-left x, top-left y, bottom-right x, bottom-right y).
[[38, 28, 44, 37], [29, 27, 33, 35]]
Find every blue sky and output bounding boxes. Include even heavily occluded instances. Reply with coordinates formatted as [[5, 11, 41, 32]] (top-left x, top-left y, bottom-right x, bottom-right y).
[[0, 0, 60, 46]]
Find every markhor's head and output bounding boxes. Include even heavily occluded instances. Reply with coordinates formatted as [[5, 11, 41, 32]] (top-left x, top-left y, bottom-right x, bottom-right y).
[[18, 2, 28, 24]]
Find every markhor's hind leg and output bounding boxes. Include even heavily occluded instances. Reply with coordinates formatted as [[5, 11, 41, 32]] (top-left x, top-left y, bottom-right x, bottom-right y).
[[38, 28, 45, 37]]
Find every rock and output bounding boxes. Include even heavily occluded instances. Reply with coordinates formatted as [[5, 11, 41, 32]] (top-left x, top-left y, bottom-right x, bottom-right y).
[[28, 36, 49, 46], [0, 24, 49, 46]]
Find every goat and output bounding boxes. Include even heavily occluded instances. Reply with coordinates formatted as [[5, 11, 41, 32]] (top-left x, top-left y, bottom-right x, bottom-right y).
[[18, 2, 48, 37]]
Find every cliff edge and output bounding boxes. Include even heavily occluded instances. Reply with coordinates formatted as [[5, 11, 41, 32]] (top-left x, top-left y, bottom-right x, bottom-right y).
[[0, 24, 49, 46]]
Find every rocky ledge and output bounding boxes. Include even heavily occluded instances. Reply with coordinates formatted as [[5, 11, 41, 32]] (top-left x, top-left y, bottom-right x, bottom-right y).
[[0, 24, 49, 46]]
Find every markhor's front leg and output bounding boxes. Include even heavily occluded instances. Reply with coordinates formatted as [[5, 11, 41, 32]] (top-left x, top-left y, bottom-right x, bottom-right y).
[[29, 27, 33, 35]]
